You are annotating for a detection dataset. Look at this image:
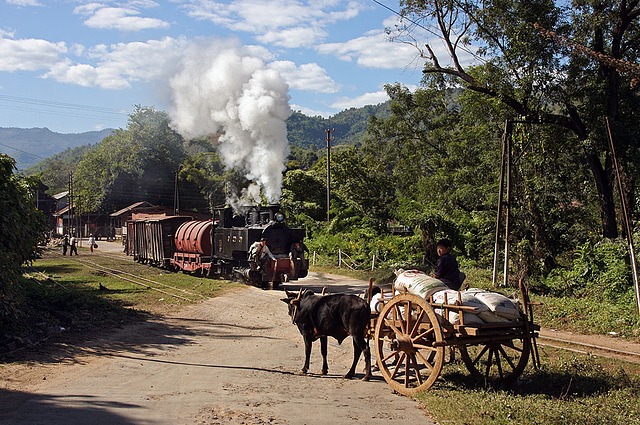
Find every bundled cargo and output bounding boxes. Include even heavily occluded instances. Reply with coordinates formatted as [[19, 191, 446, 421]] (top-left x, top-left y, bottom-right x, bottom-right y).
[[394, 270, 448, 299], [392, 270, 522, 325], [467, 289, 521, 320], [431, 289, 485, 325], [369, 290, 399, 313]]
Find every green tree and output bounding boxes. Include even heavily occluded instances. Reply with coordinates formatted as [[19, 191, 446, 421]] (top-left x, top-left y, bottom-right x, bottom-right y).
[[74, 106, 189, 213], [364, 85, 496, 261], [323, 146, 395, 227], [0, 154, 47, 326], [280, 168, 326, 222], [364, 82, 598, 272], [395, 0, 640, 238]]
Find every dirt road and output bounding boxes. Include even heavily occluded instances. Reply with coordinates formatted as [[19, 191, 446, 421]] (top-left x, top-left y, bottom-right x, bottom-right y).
[[0, 273, 435, 425]]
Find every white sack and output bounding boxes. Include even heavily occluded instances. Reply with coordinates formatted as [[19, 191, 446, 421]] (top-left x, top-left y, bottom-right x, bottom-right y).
[[473, 291, 521, 320], [394, 270, 448, 299]]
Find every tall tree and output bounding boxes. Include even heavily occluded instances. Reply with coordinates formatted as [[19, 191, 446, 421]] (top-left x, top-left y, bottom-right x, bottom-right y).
[[74, 106, 188, 213], [395, 0, 640, 237], [0, 154, 47, 327]]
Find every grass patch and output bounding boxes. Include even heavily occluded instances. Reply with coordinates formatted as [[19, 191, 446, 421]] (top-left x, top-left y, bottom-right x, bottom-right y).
[[309, 265, 412, 286], [418, 349, 640, 425], [2, 250, 242, 353], [533, 295, 640, 339]]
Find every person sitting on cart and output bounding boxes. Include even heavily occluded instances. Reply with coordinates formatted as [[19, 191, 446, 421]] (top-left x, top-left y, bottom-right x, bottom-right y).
[[434, 238, 465, 290], [249, 238, 276, 270]]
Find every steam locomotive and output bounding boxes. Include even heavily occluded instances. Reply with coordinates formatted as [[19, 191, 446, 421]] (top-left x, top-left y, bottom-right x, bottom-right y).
[[126, 204, 309, 289]]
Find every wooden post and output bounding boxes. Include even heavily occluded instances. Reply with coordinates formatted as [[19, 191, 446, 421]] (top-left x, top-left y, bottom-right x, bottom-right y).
[[313, 251, 316, 266], [338, 249, 342, 268], [493, 120, 512, 287], [371, 254, 375, 271], [605, 117, 640, 314], [503, 122, 513, 288], [326, 129, 334, 223]]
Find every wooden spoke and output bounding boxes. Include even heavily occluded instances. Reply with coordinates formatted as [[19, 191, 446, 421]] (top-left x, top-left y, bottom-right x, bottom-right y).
[[471, 345, 490, 367], [393, 304, 406, 333], [498, 345, 518, 370], [374, 294, 444, 396], [404, 353, 410, 386], [415, 350, 435, 372], [390, 352, 406, 380], [413, 343, 433, 350], [383, 318, 404, 337], [410, 309, 426, 337], [412, 326, 434, 342], [382, 349, 402, 363], [460, 333, 532, 385], [412, 354, 424, 385]]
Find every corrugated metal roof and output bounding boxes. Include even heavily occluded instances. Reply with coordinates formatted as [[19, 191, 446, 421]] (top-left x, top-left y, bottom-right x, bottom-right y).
[[52, 191, 69, 200], [109, 201, 153, 217]]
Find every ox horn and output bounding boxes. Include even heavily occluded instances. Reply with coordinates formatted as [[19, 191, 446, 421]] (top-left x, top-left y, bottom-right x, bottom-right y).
[[291, 288, 303, 324], [321, 286, 328, 296]]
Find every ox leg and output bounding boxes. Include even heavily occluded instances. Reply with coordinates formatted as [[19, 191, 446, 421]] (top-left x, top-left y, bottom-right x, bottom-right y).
[[302, 337, 312, 374], [360, 336, 372, 381], [320, 336, 329, 375], [344, 338, 361, 379], [346, 335, 371, 381]]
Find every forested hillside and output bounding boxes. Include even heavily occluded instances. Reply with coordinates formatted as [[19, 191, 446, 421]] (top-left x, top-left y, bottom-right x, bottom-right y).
[[0, 127, 113, 170], [287, 103, 390, 149]]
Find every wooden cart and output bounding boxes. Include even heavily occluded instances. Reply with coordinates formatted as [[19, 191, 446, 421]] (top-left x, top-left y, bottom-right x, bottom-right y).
[[368, 280, 540, 396]]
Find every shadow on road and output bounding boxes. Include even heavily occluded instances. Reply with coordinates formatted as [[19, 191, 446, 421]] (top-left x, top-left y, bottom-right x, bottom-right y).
[[0, 388, 140, 425]]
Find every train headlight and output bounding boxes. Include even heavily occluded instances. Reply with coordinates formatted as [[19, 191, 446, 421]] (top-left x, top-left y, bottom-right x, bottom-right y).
[[275, 212, 285, 222]]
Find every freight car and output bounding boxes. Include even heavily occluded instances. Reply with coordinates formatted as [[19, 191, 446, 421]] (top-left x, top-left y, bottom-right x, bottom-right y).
[[126, 204, 308, 289]]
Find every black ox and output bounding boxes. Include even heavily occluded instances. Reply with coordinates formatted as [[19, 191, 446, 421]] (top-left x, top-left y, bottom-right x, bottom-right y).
[[282, 289, 371, 380]]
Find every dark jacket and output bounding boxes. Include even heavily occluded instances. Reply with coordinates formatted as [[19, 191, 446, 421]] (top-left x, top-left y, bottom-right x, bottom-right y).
[[434, 253, 462, 290]]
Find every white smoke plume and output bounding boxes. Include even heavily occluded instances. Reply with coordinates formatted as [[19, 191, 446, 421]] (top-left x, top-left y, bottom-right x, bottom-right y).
[[167, 39, 292, 203]]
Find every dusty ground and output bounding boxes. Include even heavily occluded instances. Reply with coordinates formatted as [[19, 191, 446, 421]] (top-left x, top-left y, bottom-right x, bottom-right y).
[[0, 257, 436, 425], [3, 240, 640, 424]]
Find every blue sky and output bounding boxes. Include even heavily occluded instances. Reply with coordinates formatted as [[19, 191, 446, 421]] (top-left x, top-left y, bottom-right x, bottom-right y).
[[0, 0, 433, 134]]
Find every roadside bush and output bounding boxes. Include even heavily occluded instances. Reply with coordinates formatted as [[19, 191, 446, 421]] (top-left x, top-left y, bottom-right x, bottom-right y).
[[0, 155, 48, 329], [307, 229, 423, 271], [542, 239, 632, 300]]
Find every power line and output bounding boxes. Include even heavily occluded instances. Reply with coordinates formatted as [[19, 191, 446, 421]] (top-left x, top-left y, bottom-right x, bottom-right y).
[[371, 0, 488, 65], [0, 94, 131, 124], [0, 94, 129, 115], [0, 141, 47, 160]]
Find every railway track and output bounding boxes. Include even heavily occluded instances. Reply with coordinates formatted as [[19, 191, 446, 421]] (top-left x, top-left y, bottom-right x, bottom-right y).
[[537, 333, 640, 364], [69, 257, 206, 302], [53, 250, 640, 365]]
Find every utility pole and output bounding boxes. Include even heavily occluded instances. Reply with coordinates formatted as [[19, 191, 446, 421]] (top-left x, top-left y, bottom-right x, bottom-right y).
[[326, 129, 334, 223], [174, 164, 184, 216], [605, 117, 640, 314], [68, 171, 74, 237]]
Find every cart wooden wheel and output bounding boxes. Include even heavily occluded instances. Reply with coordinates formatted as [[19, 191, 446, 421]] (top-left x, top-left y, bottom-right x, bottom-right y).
[[459, 332, 531, 385], [374, 293, 445, 396]]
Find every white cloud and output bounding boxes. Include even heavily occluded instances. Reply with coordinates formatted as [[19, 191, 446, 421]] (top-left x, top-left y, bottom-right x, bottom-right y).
[[330, 89, 390, 110], [317, 29, 422, 70], [6, 0, 42, 6], [269, 61, 339, 93], [291, 104, 332, 118], [181, 0, 365, 48], [258, 26, 326, 49], [44, 36, 189, 89], [0, 36, 67, 71], [74, 3, 170, 31], [0, 28, 16, 38]]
